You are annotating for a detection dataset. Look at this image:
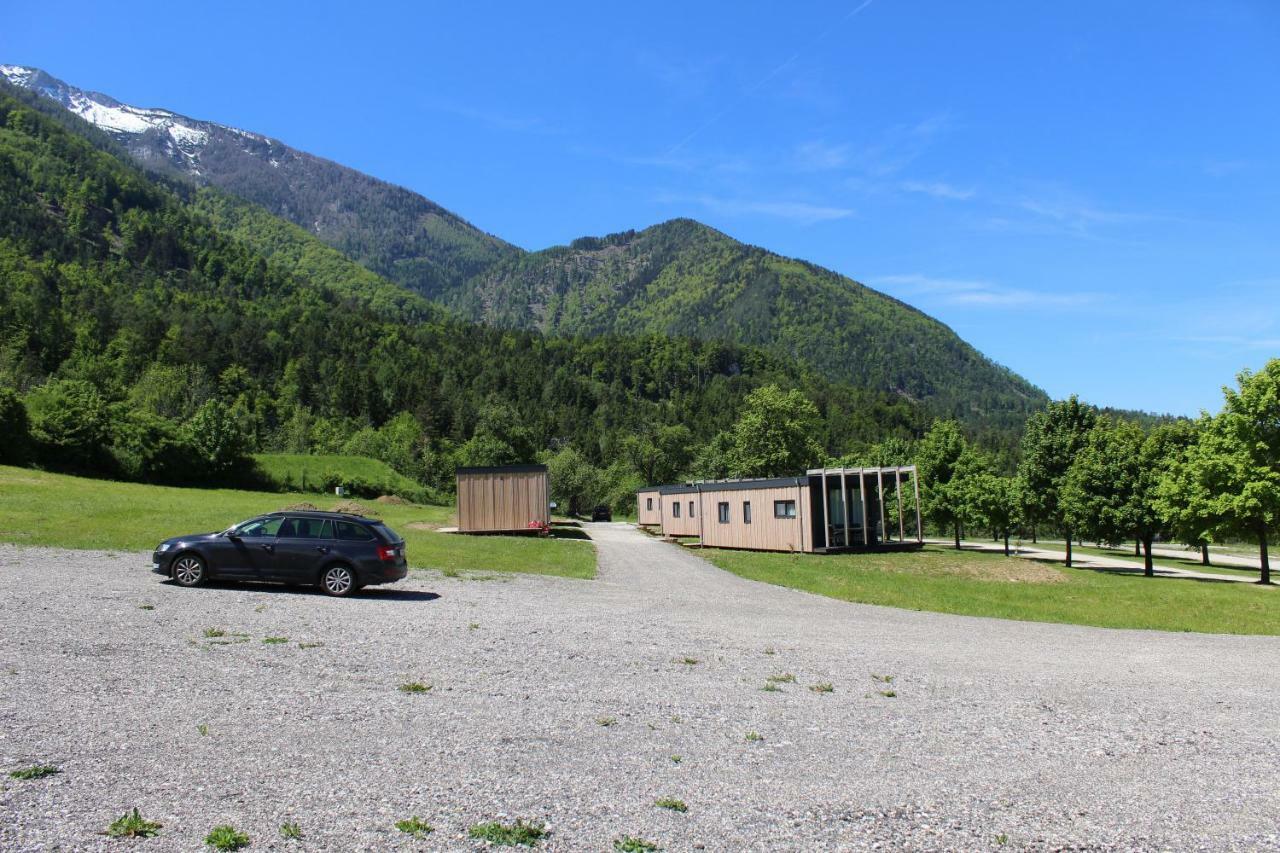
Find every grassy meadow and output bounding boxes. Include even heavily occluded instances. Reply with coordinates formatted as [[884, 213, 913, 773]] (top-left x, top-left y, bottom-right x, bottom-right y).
[[703, 545, 1278, 635], [0, 466, 594, 579], [251, 452, 425, 495]]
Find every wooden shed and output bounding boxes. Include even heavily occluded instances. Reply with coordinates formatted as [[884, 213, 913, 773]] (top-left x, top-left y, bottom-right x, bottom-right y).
[[636, 487, 663, 527], [456, 464, 550, 533], [696, 477, 811, 552], [658, 485, 701, 538]]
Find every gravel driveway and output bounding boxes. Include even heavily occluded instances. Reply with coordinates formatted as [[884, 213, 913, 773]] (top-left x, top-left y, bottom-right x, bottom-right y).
[[2, 524, 1279, 851]]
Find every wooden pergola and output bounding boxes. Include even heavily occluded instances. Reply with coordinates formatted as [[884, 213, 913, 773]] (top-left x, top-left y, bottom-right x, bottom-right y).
[[806, 465, 922, 551]]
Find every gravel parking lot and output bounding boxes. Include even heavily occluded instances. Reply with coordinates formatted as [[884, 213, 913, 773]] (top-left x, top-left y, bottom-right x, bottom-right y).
[[2, 524, 1279, 851]]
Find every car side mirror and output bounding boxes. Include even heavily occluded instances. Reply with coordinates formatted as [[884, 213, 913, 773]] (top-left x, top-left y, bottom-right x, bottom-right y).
[[227, 533, 241, 542]]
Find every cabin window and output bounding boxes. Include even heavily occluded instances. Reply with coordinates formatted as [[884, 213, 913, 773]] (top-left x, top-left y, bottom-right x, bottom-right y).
[[646, 497, 653, 511], [718, 502, 730, 523], [743, 502, 752, 524], [672, 501, 681, 518], [689, 500, 695, 517], [774, 499, 797, 519]]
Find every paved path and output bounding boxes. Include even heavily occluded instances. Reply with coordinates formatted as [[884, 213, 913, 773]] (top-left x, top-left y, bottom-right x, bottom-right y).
[[933, 539, 1272, 585], [2, 529, 1279, 851]]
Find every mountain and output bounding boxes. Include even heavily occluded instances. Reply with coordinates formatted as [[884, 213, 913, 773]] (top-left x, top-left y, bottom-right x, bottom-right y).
[[449, 221, 1046, 428], [0, 64, 520, 297], [3, 64, 1047, 436], [0, 82, 927, 490]]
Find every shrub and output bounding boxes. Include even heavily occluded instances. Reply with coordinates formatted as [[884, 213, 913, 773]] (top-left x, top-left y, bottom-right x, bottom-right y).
[[25, 379, 110, 471], [185, 400, 250, 479], [109, 408, 198, 482], [0, 387, 31, 465]]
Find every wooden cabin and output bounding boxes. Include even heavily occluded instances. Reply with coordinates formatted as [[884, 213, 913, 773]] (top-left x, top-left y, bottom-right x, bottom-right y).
[[455, 464, 550, 533], [639, 466, 921, 553], [636, 487, 663, 527], [658, 484, 701, 537]]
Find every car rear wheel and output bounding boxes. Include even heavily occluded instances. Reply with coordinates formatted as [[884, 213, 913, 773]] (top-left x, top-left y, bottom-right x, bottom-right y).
[[320, 563, 356, 597], [172, 554, 206, 587]]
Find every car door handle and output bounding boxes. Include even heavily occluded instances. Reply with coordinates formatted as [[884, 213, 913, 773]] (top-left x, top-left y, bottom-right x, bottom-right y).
[[315, 546, 329, 554], [260, 544, 274, 553]]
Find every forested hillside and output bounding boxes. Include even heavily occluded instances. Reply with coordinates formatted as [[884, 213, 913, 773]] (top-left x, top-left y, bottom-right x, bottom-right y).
[[0, 83, 930, 498], [451, 220, 1047, 431]]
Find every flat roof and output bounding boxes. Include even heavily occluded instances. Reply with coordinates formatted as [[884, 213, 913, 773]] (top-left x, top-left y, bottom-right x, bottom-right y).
[[642, 477, 809, 495], [806, 465, 917, 475], [456, 464, 548, 475]]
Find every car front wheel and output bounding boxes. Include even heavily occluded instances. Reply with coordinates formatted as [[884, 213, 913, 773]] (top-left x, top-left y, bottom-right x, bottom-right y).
[[172, 554, 206, 587], [320, 564, 357, 597]]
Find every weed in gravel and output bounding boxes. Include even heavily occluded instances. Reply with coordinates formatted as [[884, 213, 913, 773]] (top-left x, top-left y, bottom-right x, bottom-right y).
[[202, 628, 226, 638], [197, 724, 209, 737], [995, 833, 1009, 845], [137, 604, 154, 611], [766, 673, 796, 684], [280, 822, 302, 839], [468, 819, 546, 846], [745, 731, 763, 742], [468, 622, 480, 630], [262, 636, 289, 645], [298, 642, 323, 649], [254, 604, 267, 613], [810, 682, 834, 694], [675, 656, 698, 665], [670, 754, 682, 764], [442, 568, 460, 578], [106, 808, 162, 838], [395, 816, 434, 838], [399, 681, 432, 694], [205, 824, 249, 850], [655, 797, 687, 813], [761, 683, 782, 692], [878, 689, 898, 698], [615, 835, 661, 852], [9, 764, 59, 780], [669, 715, 682, 724], [871, 673, 894, 683], [763, 647, 776, 655], [596, 716, 618, 727]]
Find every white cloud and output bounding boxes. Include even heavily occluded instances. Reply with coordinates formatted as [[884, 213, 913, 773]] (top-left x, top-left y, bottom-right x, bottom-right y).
[[872, 274, 1101, 309], [901, 180, 975, 201], [663, 192, 854, 224]]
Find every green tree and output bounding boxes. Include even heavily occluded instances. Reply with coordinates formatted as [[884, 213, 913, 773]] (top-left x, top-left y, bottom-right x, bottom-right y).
[[966, 472, 1021, 556], [0, 387, 31, 465], [109, 409, 195, 483], [715, 385, 823, 478], [1156, 363, 1280, 584], [544, 445, 605, 517], [1150, 419, 1212, 564], [1017, 395, 1097, 566], [185, 400, 249, 479], [25, 379, 110, 471], [620, 424, 692, 486], [916, 420, 969, 549]]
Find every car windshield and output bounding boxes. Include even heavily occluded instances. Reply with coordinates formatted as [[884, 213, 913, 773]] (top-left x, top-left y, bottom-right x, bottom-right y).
[[372, 522, 402, 543], [232, 517, 284, 538]]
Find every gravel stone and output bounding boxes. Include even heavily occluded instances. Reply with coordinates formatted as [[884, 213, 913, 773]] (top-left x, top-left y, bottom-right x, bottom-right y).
[[1, 524, 1278, 851]]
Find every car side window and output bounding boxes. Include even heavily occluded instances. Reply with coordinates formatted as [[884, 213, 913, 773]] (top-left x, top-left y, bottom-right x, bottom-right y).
[[237, 517, 283, 538], [286, 517, 332, 539], [336, 521, 375, 541]]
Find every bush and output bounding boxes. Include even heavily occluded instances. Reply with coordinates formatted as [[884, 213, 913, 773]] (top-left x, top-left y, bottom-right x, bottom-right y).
[[185, 400, 250, 479], [25, 379, 110, 471], [0, 387, 31, 465], [109, 409, 198, 482]]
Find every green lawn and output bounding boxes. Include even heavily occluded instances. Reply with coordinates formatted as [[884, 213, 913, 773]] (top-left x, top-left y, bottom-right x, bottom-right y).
[[0, 466, 594, 579], [702, 545, 1278, 635], [251, 453, 424, 495]]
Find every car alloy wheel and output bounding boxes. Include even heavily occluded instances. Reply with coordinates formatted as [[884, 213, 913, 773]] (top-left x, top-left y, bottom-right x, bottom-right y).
[[173, 555, 205, 587], [322, 564, 355, 596]]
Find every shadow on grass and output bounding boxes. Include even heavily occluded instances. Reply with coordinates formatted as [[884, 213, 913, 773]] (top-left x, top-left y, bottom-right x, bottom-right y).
[[550, 527, 592, 541], [1021, 556, 1250, 586]]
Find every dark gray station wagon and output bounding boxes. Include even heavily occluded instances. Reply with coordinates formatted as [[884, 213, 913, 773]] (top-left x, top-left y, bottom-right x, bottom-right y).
[[151, 511, 408, 596]]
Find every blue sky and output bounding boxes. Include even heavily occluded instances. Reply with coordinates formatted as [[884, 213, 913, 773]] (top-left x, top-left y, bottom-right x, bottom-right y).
[[5, 1, 1278, 415]]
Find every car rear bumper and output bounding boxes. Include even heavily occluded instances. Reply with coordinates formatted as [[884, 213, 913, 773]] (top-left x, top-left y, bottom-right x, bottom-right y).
[[362, 560, 408, 585]]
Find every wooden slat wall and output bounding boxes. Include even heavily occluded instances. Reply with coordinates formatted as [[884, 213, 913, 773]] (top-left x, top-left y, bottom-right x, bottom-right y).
[[636, 490, 663, 526], [697, 485, 811, 552], [456, 471, 549, 532], [661, 495, 701, 537]]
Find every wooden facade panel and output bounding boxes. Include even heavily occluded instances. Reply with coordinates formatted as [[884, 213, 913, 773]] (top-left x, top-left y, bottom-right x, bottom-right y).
[[662, 494, 701, 537], [457, 470, 549, 532], [697, 485, 812, 552], [636, 490, 663, 526]]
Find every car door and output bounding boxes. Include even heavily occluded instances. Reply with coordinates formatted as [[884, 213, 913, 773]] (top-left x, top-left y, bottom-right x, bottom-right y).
[[225, 516, 284, 579], [272, 517, 333, 584]]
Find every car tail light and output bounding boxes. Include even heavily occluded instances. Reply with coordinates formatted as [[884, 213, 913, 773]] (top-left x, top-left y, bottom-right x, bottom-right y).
[[377, 545, 400, 562]]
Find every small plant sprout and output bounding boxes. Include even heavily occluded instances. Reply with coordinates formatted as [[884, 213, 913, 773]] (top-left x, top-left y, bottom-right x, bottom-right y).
[[675, 656, 698, 665], [204, 824, 250, 851], [280, 821, 302, 839], [871, 673, 894, 683], [878, 689, 898, 698], [137, 604, 155, 611], [763, 647, 776, 656], [106, 808, 163, 838], [615, 835, 661, 852], [254, 603, 267, 613], [670, 755, 682, 764], [596, 716, 618, 727], [197, 724, 209, 736], [468, 819, 547, 845], [395, 816, 434, 838], [995, 832, 1009, 845], [810, 682, 834, 694], [669, 715, 683, 724], [655, 797, 687, 813], [765, 673, 795, 684], [9, 764, 60, 780], [262, 636, 289, 644], [761, 682, 782, 692], [399, 681, 432, 694], [202, 628, 226, 638], [468, 622, 480, 630], [297, 642, 323, 649], [745, 731, 763, 742]]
